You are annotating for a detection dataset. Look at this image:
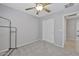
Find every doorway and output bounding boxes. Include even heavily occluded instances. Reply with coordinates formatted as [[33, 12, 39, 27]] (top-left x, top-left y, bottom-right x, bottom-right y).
[[64, 17, 76, 51], [64, 13, 79, 52]]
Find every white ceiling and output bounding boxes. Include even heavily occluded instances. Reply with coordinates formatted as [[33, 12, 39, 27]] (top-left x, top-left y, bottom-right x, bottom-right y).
[[2, 3, 79, 17]]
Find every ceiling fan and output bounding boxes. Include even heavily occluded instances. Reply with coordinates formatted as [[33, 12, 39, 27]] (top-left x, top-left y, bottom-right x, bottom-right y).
[[25, 3, 51, 15]]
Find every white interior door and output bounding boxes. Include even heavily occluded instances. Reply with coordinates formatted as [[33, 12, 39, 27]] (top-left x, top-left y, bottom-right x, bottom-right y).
[[0, 18, 9, 51], [0, 28, 9, 51], [42, 19, 54, 43]]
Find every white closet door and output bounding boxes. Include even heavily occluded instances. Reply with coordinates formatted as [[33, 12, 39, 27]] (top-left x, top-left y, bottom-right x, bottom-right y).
[[0, 28, 9, 51], [42, 19, 54, 43], [0, 18, 9, 52]]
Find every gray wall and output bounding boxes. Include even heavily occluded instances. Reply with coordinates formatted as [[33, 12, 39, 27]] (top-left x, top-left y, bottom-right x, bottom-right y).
[[41, 4, 79, 47], [0, 4, 40, 51]]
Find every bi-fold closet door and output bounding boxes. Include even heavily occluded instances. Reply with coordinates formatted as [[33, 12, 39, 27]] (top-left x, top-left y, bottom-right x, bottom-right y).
[[42, 18, 64, 47], [0, 18, 10, 51], [0, 27, 10, 51], [42, 19, 55, 44]]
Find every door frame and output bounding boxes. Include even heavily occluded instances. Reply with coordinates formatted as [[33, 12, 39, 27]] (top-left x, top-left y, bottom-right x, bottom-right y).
[[63, 11, 79, 47]]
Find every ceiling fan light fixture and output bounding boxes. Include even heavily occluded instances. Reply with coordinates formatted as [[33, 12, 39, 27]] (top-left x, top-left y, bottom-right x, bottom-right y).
[[25, 3, 51, 15], [36, 4, 43, 11]]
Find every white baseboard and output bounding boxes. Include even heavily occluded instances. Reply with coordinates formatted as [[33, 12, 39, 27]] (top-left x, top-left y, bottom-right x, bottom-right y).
[[17, 39, 64, 49], [43, 39, 64, 48], [42, 39, 54, 44], [0, 49, 8, 53], [0, 39, 40, 53], [17, 39, 40, 48], [54, 43, 64, 48]]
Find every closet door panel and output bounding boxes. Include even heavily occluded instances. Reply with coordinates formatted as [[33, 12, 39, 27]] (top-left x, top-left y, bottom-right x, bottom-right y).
[[43, 19, 54, 43], [0, 28, 9, 51]]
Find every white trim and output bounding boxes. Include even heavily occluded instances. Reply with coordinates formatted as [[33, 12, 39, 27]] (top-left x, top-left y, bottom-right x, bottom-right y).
[[17, 39, 40, 48], [54, 43, 64, 48], [64, 11, 79, 17], [43, 39, 54, 44], [62, 15, 66, 47], [0, 49, 8, 53], [43, 40, 64, 48]]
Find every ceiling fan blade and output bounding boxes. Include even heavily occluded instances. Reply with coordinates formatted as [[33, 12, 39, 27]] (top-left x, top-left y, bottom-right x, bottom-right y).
[[41, 3, 52, 6], [44, 8, 51, 13], [25, 7, 35, 10], [45, 3, 51, 5]]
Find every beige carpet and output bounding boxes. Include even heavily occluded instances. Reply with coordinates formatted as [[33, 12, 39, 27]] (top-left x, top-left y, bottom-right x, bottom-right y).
[[0, 40, 79, 56], [64, 40, 76, 52]]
